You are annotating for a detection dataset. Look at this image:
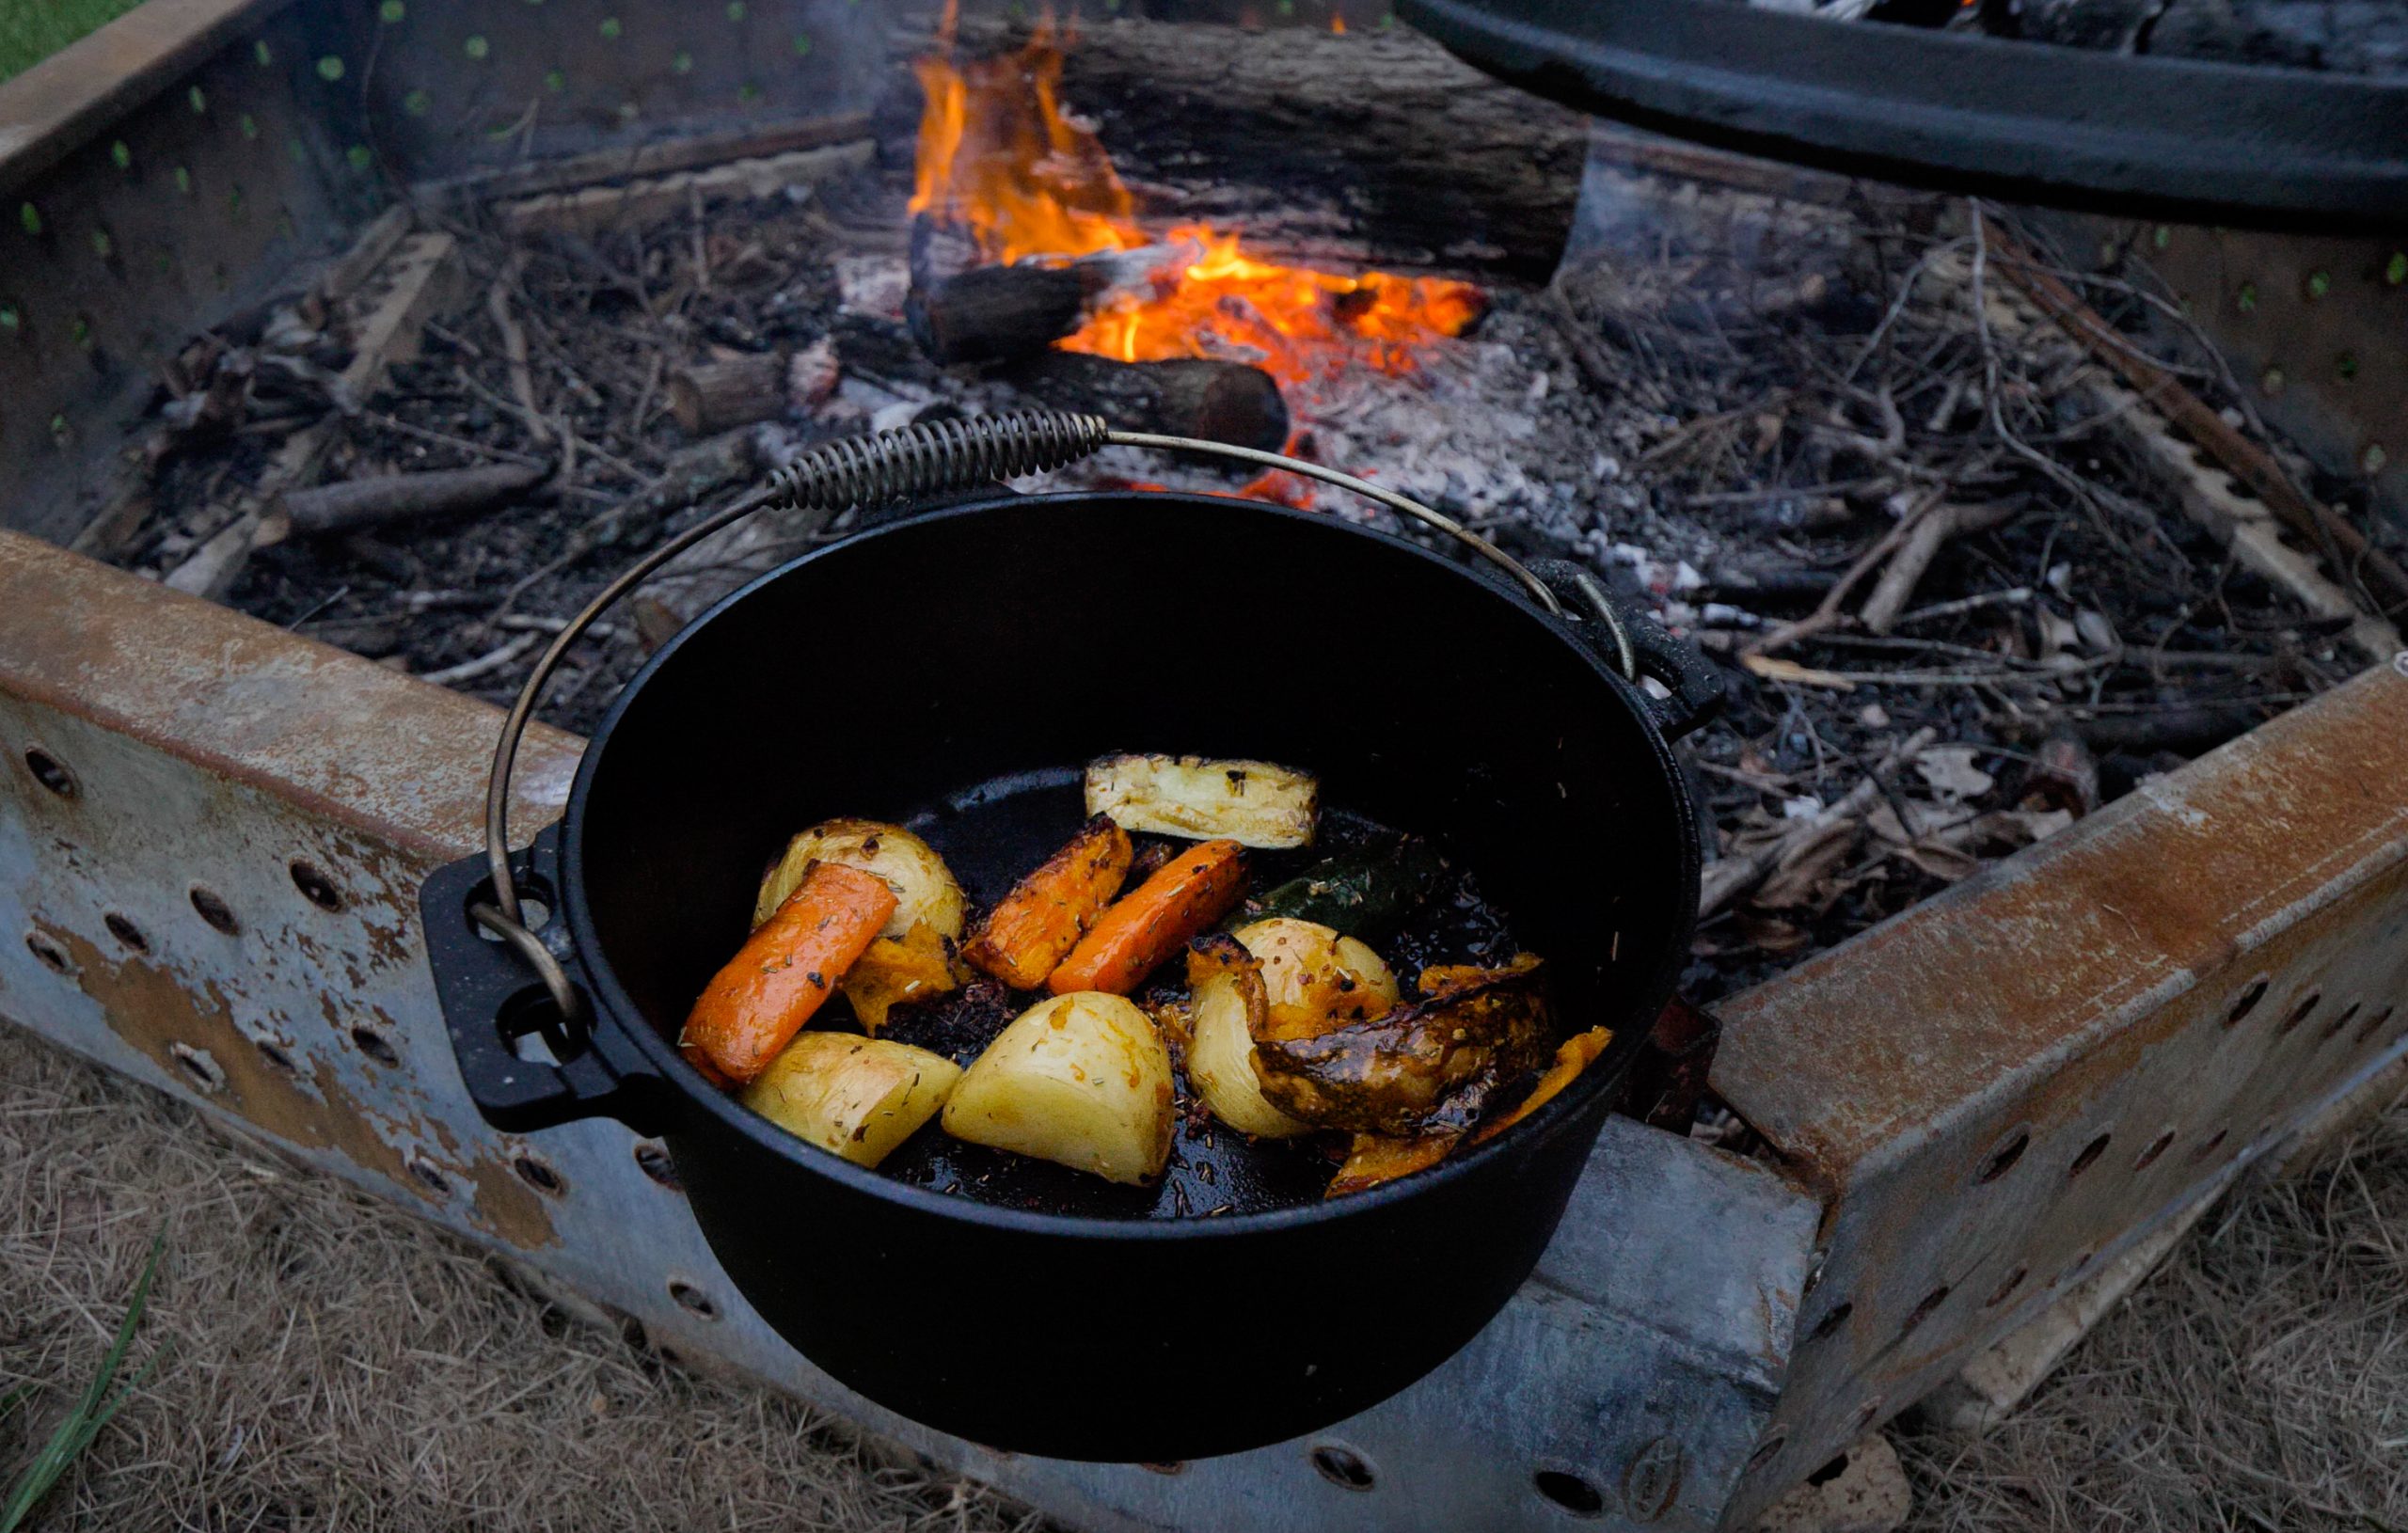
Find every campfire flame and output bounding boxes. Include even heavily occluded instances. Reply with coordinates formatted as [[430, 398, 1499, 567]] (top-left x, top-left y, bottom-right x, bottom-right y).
[[909, 11, 1482, 392]]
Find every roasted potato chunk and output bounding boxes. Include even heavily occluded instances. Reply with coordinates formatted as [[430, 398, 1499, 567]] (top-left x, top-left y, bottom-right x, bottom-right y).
[[1085, 753, 1318, 849], [941, 992, 1175, 1184], [740, 1033, 961, 1168], [756, 819, 966, 940], [1233, 918, 1399, 1040]]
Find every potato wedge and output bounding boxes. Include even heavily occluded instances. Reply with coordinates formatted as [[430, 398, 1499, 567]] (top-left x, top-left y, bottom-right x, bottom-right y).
[[941, 992, 1174, 1184], [1085, 753, 1317, 849], [756, 819, 965, 940], [740, 1033, 961, 1168], [1187, 966, 1310, 1138], [1234, 917, 1400, 1040]]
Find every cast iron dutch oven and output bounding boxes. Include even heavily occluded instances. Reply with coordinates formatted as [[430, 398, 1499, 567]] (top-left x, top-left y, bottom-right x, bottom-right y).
[[422, 413, 1721, 1462]]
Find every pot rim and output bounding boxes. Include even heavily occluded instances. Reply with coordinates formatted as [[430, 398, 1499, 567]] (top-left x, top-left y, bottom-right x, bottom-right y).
[[561, 487, 1698, 1239]]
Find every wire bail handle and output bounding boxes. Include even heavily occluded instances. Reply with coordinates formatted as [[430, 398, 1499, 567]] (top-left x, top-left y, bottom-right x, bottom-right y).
[[470, 410, 1631, 1028]]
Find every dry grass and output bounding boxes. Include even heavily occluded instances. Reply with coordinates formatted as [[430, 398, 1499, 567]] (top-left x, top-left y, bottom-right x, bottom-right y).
[[7, 1019, 2405, 1533], [1896, 1103, 2408, 1533], [0, 1025, 1036, 1533]]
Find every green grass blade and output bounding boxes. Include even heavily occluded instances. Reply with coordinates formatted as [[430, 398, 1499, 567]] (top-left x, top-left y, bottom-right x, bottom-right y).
[[0, 1232, 166, 1533]]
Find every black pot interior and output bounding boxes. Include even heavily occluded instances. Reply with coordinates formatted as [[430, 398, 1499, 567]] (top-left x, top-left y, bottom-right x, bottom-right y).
[[568, 492, 1695, 1218]]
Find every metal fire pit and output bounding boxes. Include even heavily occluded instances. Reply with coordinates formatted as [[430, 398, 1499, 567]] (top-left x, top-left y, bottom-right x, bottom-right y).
[[4, 4, 2408, 1529]]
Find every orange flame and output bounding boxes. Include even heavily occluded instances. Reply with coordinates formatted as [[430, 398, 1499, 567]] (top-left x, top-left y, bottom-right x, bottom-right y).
[[910, 18, 1481, 392]]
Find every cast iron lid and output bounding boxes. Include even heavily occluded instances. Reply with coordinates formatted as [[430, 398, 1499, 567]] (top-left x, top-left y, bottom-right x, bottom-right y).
[[1399, 0, 2408, 229]]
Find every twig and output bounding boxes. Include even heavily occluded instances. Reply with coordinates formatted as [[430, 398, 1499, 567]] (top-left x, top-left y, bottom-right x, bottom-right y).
[[1698, 726, 1938, 917], [484, 257, 553, 449], [1893, 586, 2035, 627], [416, 631, 542, 687], [1860, 498, 2023, 634]]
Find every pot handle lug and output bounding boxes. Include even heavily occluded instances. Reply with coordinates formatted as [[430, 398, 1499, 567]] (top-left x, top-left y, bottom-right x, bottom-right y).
[[1527, 557, 1726, 741], [420, 830, 668, 1136]]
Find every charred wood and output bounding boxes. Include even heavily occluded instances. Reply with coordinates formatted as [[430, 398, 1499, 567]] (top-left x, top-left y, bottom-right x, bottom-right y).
[[1004, 353, 1289, 451], [669, 355, 791, 436], [272, 461, 552, 539]]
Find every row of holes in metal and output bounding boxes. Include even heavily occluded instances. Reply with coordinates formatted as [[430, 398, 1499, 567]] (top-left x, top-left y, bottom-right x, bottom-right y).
[[1751, 963, 2406, 1478]]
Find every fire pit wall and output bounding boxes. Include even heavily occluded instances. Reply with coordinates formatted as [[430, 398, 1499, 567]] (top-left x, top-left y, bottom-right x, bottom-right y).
[[6, 6, 2408, 1532]]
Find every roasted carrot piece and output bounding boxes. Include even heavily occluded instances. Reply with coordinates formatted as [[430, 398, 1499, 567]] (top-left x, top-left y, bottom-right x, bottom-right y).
[[682, 861, 896, 1084], [1049, 838, 1247, 996], [961, 814, 1133, 990]]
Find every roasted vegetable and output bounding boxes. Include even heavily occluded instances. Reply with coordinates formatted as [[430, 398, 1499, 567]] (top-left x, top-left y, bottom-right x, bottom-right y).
[[685, 862, 897, 1083], [1244, 837, 1448, 943], [844, 920, 968, 1035], [1326, 1133, 1456, 1198], [1049, 838, 1248, 995], [1233, 917, 1399, 1040], [941, 991, 1175, 1183], [740, 1033, 961, 1168], [756, 818, 965, 940], [1183, 946, 1310, 1138], [1085, 753, 1318, 849], [1471, 1026, 1615, 1146], [1251, 956, 1552, 1136], [961, 814, 1133, 990]]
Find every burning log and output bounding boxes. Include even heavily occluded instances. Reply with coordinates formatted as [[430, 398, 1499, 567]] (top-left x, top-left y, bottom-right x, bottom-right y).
[[1004, 354, 1289, 453], [937, 16, 1586, 282], [669, 355, 790, 437], [267, 461, 551, 540]]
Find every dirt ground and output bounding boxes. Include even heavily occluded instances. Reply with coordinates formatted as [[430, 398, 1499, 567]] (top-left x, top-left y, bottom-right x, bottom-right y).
[[5, 1020, 2405, 1532]]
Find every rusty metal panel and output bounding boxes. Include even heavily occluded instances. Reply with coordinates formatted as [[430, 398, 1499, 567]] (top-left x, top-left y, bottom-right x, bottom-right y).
[[0, 529, 1821, 1533], [2141, 224, 2408, 516], [356, 0, 894, 182], [1710, 654, 2408, 1524], [0, 1, 378, 543]]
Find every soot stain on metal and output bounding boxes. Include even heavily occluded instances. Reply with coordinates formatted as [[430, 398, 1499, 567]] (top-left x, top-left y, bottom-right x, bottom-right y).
[[44, 920, 558, 1250]]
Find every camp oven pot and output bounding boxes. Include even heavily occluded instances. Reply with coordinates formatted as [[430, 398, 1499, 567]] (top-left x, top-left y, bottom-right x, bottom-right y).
[[422, 418, 1720, 1462]]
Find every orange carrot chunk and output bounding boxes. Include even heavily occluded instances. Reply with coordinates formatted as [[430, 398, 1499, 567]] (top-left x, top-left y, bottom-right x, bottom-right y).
[[682, 861, 896, 1084], [1470, 1026, 1615, 1146], [961, 815, 1133, 990], [1049, 838, 1247, 996]]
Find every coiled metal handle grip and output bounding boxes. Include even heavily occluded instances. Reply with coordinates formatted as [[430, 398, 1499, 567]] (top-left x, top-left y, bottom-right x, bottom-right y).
[[474, 409, 1592, 1036]]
